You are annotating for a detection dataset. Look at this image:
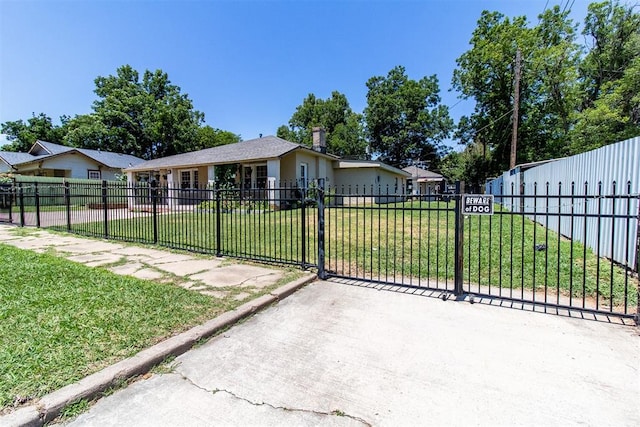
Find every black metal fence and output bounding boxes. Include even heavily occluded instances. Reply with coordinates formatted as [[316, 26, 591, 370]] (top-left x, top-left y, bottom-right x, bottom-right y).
[[6, 180, 318, 268], [3, 179, 639, 322]]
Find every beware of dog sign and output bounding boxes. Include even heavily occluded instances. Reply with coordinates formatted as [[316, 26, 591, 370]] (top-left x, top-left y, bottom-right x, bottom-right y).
[[462, 194, 494, 215]]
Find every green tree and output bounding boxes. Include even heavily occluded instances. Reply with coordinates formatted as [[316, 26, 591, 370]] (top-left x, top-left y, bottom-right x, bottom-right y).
[[83, 65, 204, 159], [364, 66, 453, 168], [571, 45, 640, 152], [452, 7, 583, 175], [195, 126, 241, 150], [452, 11, 532, 173], [580, 1, 640, 108], [63, 114, 118, 150], [439, 143, 490, 192], [1, 113, 67, 152], [524, 6, 582, 159], [278, 91, 368, 158], [571, 1, 640, 151]]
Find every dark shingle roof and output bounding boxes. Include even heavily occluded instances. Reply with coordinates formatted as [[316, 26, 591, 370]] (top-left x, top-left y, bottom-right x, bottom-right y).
[[127, 135, 335, 171]]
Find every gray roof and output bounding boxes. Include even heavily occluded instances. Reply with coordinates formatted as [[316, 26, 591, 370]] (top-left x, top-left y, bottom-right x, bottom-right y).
[[30, 140, 72, 155], [402, 165, 444, 180], [127, 135, 337, 171], [336, 160, 411, 177], [14, 140, 144, 169], [75, 147, 145, 169], [0, 151, 44, 167]]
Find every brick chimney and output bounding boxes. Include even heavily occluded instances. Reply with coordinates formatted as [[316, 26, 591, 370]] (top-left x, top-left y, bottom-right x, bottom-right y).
[[312, 127, 326, 154]]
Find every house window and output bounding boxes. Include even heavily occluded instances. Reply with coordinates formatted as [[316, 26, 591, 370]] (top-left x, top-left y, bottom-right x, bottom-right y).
[[180, 169, 199, 189], [300, 163, 308, 188], [256, 165, 267, 189], [243, 166, 253, 189], [88, 170, 101, 180]]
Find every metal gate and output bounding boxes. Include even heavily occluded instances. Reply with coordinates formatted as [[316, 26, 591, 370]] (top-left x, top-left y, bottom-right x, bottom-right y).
[[323, 184, 459, 295], [322, 182, 639, 322]]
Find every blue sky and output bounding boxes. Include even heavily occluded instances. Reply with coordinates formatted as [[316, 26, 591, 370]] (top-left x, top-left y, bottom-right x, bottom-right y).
[[0, 0, 593, 148]]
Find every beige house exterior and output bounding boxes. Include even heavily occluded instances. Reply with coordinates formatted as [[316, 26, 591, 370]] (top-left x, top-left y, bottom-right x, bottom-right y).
[[125, 129, 410, 207], [333, 160, 410, 204], [125, 132, 339, 208]]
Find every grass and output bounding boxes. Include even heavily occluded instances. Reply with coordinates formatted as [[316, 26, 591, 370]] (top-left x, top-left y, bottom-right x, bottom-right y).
[[0, 243, 237, 411], [42, 200, 637, 311]]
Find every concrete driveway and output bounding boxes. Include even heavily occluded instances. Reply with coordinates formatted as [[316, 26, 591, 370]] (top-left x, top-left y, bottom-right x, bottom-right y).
[[65, 279, 639, 427]]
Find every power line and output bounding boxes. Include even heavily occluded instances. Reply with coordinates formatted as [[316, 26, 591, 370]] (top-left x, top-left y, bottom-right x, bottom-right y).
[[474, 108, 515, 136]]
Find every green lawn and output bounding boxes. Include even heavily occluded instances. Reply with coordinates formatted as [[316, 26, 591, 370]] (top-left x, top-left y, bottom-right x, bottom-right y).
[[46, 200, 638, 311], [0, 243, 279, 410]]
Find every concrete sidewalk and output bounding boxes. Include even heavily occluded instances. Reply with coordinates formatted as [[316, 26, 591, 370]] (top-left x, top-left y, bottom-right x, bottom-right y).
[[61, 280, 639, 426]]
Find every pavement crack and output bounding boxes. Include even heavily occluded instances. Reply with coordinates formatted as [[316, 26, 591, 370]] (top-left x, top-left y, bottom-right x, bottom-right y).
[[236, 272, 276, 287], [176, 373, 371, 425], [214, 387, 372, 426]]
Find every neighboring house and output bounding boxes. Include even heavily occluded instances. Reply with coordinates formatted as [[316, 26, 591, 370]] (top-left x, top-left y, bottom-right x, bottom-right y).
[[125, 128, 409, 206], [0, 140, 144, 180], [402, 165, 445, 195], [333, 160, 410, 204]]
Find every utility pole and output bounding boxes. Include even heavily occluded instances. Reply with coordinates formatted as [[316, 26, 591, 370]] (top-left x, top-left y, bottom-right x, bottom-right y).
[[510, 48, 522, 170]]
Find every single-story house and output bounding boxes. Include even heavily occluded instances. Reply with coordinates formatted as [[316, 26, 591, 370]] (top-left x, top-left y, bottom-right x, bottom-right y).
[[402, 165, 445, 196], [125, 128, 410, 206], [0, 140, 144, 180]]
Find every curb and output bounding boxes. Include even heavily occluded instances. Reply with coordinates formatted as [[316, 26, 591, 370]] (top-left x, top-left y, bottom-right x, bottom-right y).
[[0, 274, 317, 427]]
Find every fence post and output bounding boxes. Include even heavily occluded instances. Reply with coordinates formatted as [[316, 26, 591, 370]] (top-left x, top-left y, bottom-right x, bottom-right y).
[[215, 182, 222, 257], [8, 181, 14, 224], [316, 179, 327, 279], [64, 181, 71, 232], [151, 180, 158, 244], [34, 182, 41, 228], [301, 186, 307, 269], [18, 182, 25, 227], [636, 194, 640, 326], [102, 180, 109, 238], [454, 181, 465, 296]]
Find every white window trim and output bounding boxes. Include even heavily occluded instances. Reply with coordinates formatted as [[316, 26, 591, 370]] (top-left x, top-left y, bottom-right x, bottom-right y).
[[179, 168, 199, 189], [300, 162, 308, 188]]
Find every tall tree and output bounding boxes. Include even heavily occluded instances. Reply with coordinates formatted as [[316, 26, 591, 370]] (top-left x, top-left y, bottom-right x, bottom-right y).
[[452, 7, 584, 178], [364, 66, 453, 168], [80, 65, 204, 159], [571, 1, 640, 151], [571, 44, 640, 152], [580, 1, 640, 108], [522, 6, 582, 159], [1, 113, 67, 152], [278, 91, 368, 158], [452, 11, 532, 174]]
